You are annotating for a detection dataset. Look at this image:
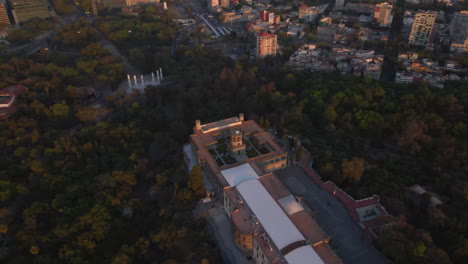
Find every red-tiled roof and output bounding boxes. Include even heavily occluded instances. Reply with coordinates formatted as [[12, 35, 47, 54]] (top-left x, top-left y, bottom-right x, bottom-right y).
[[259, 32, 276, 37], [0, 85, 27, 120]]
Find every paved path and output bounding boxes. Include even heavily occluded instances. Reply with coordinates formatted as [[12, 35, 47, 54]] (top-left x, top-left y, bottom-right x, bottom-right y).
[[205, 205, 250, 264], [275, 167, 388, 264]]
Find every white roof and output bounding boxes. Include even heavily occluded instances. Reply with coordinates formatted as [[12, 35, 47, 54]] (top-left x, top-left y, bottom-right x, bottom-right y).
[[408, 185, 426, 195], [278, 195, 304, 215], [221, 163, 259, 186], [408, 185, 442, 206], [236, 180, 304, 250], [285, 245, 324, 264]]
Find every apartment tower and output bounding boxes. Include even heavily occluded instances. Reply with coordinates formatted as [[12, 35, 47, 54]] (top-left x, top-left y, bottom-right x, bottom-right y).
[[256, 32, 277, 58], [0, 0, 10, 27], [219, 0, 229, 8], [409, 11, 436, 47], [335, 0, 344, 8], [207, 0, 218, 8], [374, 2, 393, 26], [9, 0, 50, 24]]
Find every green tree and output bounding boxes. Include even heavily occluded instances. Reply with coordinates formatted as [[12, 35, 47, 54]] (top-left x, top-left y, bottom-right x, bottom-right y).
[[324, 106, 338, 122], [282, 73, 297, 91], [50, 102, 70, 118]]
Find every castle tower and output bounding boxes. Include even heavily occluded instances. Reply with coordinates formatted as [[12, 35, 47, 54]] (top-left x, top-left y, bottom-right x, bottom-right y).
[[230, 129, 246, 154], [239, 113, 244, 122]]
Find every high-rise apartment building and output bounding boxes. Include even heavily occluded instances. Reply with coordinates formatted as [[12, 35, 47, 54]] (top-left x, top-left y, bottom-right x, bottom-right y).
[[219, 0, 229, 8], [9, 0, 50, 24], [374, 2, 393, 26], [257, 32, 277, 58], [409, 11, 436, 47], [449, 11, 468, 40], [260, 10, 268, 21], [335, 0, 344, 8], [259, 10, 278, 24], [298, 4, 318, 22], [450, 28, 468, 53], [207, 0, 218, 8], [0, 0, 10, 27]]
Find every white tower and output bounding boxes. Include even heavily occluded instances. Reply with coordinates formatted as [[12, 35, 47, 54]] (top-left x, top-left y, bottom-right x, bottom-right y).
[[335, 0, 344, 8]]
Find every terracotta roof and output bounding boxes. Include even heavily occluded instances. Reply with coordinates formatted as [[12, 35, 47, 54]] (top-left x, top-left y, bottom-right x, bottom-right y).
[[290, 211, 327, 243], [232, 207, 255, 234], [191, 133, 217, 150], [0, 85, 27, 120], [259, 173, 290, 200], [0, 92, 14, 104], [259, 32, 277, 38], [0, 84, 26, 94], [253, 131, 284, 152]]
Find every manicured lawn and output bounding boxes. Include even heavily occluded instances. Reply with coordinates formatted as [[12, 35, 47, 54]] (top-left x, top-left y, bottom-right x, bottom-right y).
[[216, 144, 227, 154], [223, 155, 237, 164], [246, 148, 259, 158], [260, 146, 270, 154]]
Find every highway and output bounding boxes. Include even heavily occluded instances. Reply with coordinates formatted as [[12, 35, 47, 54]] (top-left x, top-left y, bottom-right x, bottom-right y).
[[179, 0, 243, 38]]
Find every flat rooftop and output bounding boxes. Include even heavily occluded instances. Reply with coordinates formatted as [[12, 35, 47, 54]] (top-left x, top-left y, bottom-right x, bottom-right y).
[[278, 195, 304, 215], [201, 117, 241, 133], [237, 179, 306, 250], [227, 170, 342, 263], [190, 116, 287, 187], [285, 245, 324, 264], [221, 163, 259, 187]]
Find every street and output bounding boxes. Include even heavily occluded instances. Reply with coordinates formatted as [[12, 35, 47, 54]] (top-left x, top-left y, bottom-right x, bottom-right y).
[[205, 205, 251, 264]]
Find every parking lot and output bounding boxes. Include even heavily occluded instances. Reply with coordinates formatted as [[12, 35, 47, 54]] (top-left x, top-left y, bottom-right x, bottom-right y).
[[275, 166, 389, 264]]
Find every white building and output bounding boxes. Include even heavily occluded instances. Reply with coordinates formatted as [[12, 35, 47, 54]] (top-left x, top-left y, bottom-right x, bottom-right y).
[[374, 2, 393, 26], [298, 4, 319, 22], [335, 0, 344, 8]]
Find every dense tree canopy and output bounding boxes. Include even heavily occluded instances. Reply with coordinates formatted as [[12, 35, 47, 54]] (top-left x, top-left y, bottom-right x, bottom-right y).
[[1, 5, 467, 264]]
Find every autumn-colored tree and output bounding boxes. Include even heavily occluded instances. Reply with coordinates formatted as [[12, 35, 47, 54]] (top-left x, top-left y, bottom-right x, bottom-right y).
[[341, 157, 366, 182], [397, 118, 431, 153], [189, 165, 204, 194], [296, 146, 303, 161]]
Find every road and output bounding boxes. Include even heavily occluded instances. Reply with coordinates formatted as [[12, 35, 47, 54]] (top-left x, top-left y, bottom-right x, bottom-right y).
[[180, 0, 244, 38], [205, 205, 250, 264], [275, 166, 389, 264], [66, 0, 141, 76]]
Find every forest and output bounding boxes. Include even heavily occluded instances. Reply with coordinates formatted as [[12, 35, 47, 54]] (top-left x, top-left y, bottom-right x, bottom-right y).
[[0, 5, 467, 264], [0, 12, 219, 264]]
